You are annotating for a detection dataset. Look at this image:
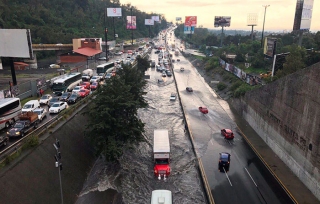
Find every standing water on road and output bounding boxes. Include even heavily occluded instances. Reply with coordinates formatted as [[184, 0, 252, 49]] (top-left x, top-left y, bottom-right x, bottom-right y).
[[76, 69, 206, 203]]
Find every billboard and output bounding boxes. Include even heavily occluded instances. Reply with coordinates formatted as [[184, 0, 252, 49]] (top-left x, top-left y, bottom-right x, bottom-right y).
[[176, 17, 182, 21], [0, 29, 33, 58], [263, 37, 277, 58], [126, 16, 136, 30], [185, 16, 197, 27], [145, 19, 154, 25], [247, 13, 258, 26], [107, 8, 122, 17], [184, 26, 195, 34], [293, 0, 314, 31], [152, 16, 159, 21], [214, 16, 231, 27]]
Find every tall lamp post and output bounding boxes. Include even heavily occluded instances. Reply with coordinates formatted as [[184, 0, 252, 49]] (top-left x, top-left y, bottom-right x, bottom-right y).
[[131, 7, 133, 46], [53, 139, 63, 204], [261, 5, 270, 48], [104, 7, 108, 61]]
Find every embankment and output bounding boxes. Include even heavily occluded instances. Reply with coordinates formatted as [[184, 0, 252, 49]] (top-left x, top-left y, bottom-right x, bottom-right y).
[[0, 109, 96, 204]]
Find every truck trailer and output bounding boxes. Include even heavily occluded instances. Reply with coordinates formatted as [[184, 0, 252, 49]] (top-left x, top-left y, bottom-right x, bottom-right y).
[[153, 129, 171, 180]]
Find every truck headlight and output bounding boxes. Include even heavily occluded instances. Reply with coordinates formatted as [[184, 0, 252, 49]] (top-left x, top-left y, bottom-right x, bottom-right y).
[[16, 132, 20, 135]]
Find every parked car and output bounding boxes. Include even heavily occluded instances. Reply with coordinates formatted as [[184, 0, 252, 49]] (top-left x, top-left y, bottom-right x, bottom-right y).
[[90, 82, 99, 91], [98, 57, 107, 60], [60, 92, 72, 102], [170, 93, 176, 101], [33, 108, 47, 122], [218, 152, 231, 172], [186, 87, 193, 92], [199, 106, 208, 114], [80, 81, 90, 89], [48, 97, 60, 107], [78, 89, 90, 98], [221, 129, 235, 140], [67, 93, 81, 104], [72, 86, 83, 94], [49, 102, 67, 114], [39, 94, 52, 105], [90, 76, 100, 84]]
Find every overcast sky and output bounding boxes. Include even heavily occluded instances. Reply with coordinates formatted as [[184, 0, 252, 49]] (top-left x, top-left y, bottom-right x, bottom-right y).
[[121, 0, 319, 32]]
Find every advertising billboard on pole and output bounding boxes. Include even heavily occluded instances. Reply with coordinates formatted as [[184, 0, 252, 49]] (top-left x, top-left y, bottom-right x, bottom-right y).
[[107, 8, 122, 17], [126, 16, 136, 30], [0, 29, 33, 58], [184, 26, 195, 34], [293, 0, 314, 31], [145, 19, 154, 25], [214, 16, 231, 27], [247, 13, 258, 26], [176, 17, 182, 21], [263, 37, 277, 58], [185, 16, 197, 27], [152, 16, 159, 22]]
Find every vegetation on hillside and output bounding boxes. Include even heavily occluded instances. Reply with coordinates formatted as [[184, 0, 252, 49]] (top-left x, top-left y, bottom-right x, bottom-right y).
[[85, 58, 148, 161]]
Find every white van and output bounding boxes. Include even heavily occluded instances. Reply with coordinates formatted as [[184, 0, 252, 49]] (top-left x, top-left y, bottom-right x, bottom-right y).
[[22, 100, 40, 113]]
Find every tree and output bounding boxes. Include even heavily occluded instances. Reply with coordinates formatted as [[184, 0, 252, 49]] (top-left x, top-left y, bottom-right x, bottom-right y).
[[85, 64, 148, 161]]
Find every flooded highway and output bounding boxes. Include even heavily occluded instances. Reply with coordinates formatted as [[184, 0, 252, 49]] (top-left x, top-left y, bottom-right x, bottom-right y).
[[76, 50, 206, 203]]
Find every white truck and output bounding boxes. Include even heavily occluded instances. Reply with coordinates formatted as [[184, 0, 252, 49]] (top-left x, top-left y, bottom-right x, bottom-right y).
[[153, 129, 171, 180], [82, 69, 93, 81], [151, 190, 172, 204]]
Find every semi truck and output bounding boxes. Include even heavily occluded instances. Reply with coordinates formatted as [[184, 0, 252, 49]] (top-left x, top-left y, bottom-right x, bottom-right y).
[[153, 129, 171, 180], [7, 112, 39, 138]]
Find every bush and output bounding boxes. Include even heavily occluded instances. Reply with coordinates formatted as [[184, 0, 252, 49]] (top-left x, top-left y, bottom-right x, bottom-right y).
[[230, 80, 243, 91], [233, 84, 253, 98], [217, 82, 227, 91], [22, 135, 39, 150]]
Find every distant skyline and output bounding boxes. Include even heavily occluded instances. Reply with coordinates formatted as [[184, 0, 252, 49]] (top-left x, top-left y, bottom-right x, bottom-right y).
[[122, 0, 319, 32]]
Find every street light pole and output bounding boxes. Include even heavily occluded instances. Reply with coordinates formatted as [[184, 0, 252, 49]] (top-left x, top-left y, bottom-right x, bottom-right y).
[[104, 8, 108, 61], [261, 5, 270, 48], [53, 139, 63, 204], [131, 7, 133, 46]]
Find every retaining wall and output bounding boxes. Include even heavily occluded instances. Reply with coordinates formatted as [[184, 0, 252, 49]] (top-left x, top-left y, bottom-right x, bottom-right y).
[[230, 62, 320, 200]]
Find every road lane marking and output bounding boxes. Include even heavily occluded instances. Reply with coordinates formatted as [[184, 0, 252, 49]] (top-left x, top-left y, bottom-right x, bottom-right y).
[[210, 140, 214, 145], [224, 167, 233, 186], [245, 167, 257, 187]]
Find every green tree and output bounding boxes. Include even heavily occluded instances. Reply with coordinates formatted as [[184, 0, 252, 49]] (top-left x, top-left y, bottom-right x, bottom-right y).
[[85, 64, 147, 161]]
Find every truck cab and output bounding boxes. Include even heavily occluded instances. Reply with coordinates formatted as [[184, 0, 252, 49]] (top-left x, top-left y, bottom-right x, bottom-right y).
[[153, 129, 171, 180]]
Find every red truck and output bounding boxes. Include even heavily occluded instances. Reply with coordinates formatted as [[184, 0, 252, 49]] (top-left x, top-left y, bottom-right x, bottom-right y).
[[153, 129, 171, 180]]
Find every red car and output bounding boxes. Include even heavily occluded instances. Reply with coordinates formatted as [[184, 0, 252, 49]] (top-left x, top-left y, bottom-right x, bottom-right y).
[[90, 82, 99, 91], [199, 106, 208, 114], [80, 82, 90, 89], [221, 129, 234, 140], [78, 89, 90, 98]]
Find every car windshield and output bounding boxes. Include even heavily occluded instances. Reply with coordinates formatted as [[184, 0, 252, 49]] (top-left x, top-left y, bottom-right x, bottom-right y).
[[74, 87, 80, 90], [52, 103, 61, 107], [155, 159, 169, 165], [41, 95, 49, 99], [14, 122, 24, 128], [51, 98, 59, 102], [33, 110, 42, 115], [62, 93, 69, 97], [23, 104, 32, 109], [92, 82, 97, 86], [79, 90, 85, 92], [220, 154, 229, 162], [70, 95, 77, 99]]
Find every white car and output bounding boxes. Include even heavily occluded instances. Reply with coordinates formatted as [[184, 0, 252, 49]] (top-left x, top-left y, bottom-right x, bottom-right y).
[[49, 102, 67, 114], [90, 76, 100, 84], [33, 108, 47, 121], [170, 93, 176, 101], [114, 51, 123, 55], [39, 94, 52, 105], [73, 86, 83, 94]]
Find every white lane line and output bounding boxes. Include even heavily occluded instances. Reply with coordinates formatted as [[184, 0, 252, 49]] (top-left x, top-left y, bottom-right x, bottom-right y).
[[224, 167, 233, 186], [245, 167, 257, 187], [210, 140, 214, 145]]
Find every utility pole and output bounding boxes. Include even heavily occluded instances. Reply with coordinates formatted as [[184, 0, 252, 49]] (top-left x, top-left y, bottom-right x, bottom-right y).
[[261, 5, 270, 48], [104, 7, 108, 61], [131, 7, 133, 46], [53, 139, 63, 204]]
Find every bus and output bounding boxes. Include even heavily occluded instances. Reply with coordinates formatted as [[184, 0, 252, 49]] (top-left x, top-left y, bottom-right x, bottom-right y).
[[0, 98, 21, 130], [52, 72, 82, 95], [96, 62, 115, 76], [151, 190, 172, 204]]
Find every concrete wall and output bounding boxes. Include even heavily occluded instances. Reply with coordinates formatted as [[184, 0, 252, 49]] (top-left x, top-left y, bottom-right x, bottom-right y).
[[230, 62, 320, 200]]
